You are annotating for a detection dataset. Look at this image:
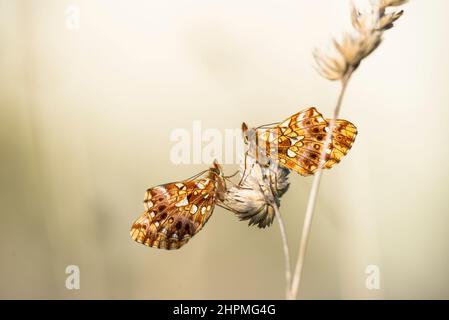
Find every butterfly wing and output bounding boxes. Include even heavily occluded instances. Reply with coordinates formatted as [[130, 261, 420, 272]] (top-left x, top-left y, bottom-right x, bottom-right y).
[[261, 107, 357, 176], [130, 172, 219, 250], [322, 118, 357, 170]]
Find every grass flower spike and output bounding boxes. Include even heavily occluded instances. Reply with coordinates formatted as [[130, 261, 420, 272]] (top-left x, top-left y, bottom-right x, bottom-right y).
[[314, 0, 407, 81]]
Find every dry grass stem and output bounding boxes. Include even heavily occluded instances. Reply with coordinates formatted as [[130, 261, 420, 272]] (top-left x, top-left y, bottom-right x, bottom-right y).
[[291, 0, 407, 299], [223, 152, 292, 298], [272, 202, 293, 299], [290, 75, 351, 299]]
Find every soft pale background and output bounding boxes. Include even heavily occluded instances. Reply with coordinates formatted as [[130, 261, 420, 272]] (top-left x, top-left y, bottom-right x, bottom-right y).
[[1, 0, 448, 299]]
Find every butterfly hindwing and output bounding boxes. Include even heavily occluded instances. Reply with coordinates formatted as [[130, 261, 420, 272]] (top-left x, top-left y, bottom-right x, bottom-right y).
[[259, 107, 357, 176], [130, 171, 220, 250], [321, 119, 357, 169]]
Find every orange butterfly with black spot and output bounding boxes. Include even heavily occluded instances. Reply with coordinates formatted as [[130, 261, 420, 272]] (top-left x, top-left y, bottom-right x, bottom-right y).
[[241, 107, 357, 176], [130, 161, 227, 250]]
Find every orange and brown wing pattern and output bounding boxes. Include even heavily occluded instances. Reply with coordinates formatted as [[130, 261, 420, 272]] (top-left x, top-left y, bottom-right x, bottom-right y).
[[260, 107, 357, 176], [130, 171, 220, 250], [322, 118, 357, 170]]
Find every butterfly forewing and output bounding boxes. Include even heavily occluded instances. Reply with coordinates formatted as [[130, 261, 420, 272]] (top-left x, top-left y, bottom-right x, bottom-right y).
[[130, 170, 220, 250]]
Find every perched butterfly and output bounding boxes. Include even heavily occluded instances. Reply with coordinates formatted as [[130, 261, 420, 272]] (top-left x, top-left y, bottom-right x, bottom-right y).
[[223, 153, 290, 228], [241, 107, 357, 176], [130, 161, 227, 250]]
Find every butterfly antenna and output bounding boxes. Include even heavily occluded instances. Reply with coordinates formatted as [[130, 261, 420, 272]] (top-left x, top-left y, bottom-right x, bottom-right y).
[[256, 122, 280, 129], [185, 169, 210, 181], [223, 170, 239, 179]]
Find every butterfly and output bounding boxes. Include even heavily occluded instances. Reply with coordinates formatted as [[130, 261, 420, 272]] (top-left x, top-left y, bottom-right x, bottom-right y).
[[130, 161, 227, 250], [241, 107, 357, 176], [223, 152, 290, 228]]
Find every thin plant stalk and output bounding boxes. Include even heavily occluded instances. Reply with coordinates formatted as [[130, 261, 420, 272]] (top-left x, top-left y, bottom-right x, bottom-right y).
[[290, 70, 353, 299], [272, 202, 293, 299]]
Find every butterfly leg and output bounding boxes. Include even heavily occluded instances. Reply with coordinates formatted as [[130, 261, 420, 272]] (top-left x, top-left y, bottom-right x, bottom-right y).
[[270, 162, 281, 196], [238, 150, 251, 186], [224, 170, 239, 179], [217, 201, 246, 215]]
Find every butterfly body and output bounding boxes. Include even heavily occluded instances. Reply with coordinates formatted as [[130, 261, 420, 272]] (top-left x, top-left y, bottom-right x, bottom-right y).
[[243, 107, 357, 176], [226, 107, 357, 228]]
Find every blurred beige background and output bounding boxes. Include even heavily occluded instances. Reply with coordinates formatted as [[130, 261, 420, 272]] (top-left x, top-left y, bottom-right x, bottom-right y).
[[1, 0, 448, 299]]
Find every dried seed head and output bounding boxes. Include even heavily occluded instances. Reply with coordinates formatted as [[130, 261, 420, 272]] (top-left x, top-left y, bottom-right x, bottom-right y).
[[314, 0, 407, 81], [379, 0, 408, 9], [222, 152, 290, 228], [377, 10, 404, 30]]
